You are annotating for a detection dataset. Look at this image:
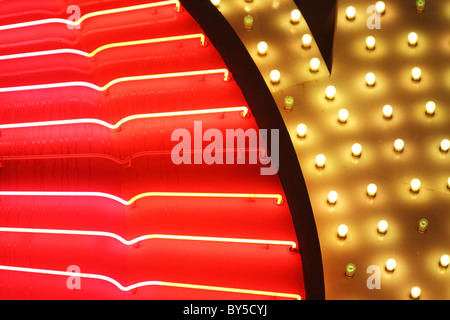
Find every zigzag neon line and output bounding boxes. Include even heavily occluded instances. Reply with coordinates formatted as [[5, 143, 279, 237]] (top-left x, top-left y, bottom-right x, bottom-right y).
[[0, 191, 284, 205], [0, 265, 301, 299], [0, 227, 297, 249], [0, 107, 249, 130], [0, 1, 181, 31], [0, 34, 206, 61], [0, 69, 230, 93]]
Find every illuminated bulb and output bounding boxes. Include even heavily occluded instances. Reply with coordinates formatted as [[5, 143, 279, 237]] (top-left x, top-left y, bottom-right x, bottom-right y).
[[351, 143, 362, 158], [296, 124, 307, 138], [345, 263, 356, 278], [310, 58, 320, 72], [447, 177, 450, 190], [410, 178, 421, 193], [270, 70, 280, 84], [325, 85, 336, 100], [290, 9, 301, 24], [210, 0, 220, 6], [440, 139, 450, 153], [383, 105, 393, 119], [425, 101, 436, 116], [410, 286, 421, 300], [337, 224, 348, 239], [394, 139, 404, 153], [408, 32, 418, 47], [377, 220, 388, 234], [375, 1, 386, 15], [366, 36, 376, 50], [385, 258, 396, 272], [338, 109, 349, 123], [315, 154, 326, 168], [418, 218, 428, 233], [440, 254, 450, 268], [302, 34, 312, 48], [365, 72, 376, 87], [367, 183, 377, 198], [327, 191, 338, 205], [346, 6, 356, 20], [257, 41, 268, 56], [244, 15, 254, 31], [411, 67, 422, 81], [284, 96, 294, 110]]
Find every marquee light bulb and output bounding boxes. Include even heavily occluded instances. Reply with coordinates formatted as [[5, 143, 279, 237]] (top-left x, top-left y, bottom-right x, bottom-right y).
[[447, 177, 450, 190], [408, 32, 418, 47], [385, 258, 396, 272], [210, 0, 220, 6], [377, 220, 388, 234], [410, 286, 421, 300], [366, 36, 376, 50], [365, 72, 376, 87], [352, 143, 362, 158], [418, 218, 428, 233], [325, 85, 336, 100], [244, 15, 254, 31], [296, 124, 307, 138], [345, 263, 356, 278], [346, 6, 356, 20], [270, 70, 281, 84], [425, 101, 436, 116], [327, 191, 338, 205], [257, 41, 268, 56], [410, 179, 421, 193], [338, 109, 349, 123], [376, 1, 386, 15], [440, 139, 450, 153], [411, 67, 422, 81], [315, 154, 326, 168], [367, 183, 377, 198], [290, 9, 301, 24], [284, 96, 294, 110], [440, 254, 450, 268], [310, 58, 320, 72], [394, 139, 404, 153], [302, 34, 312, 48], [337, 224, 348, 239], [383, 105, 393, 119]]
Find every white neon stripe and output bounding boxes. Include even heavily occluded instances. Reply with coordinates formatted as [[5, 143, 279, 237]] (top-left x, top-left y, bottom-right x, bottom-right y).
[[0, 106, 249, 130], [0, 265, 301, 299], [0, 227, 297, 249], [0, 69, 230, 93], [0, 191, 284, 205], [0, 1, 181, 31]]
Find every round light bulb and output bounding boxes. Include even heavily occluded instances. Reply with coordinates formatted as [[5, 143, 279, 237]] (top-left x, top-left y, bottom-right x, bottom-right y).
[[367, 183, 377, 198], [366, 36, 376, 50], [365, 72, 376, 87], [346, 6, 356, 20], [270, 69, 280, 84], [325, 85, 336, 100], [284, 96, 294, 110], [244, 15, 254, 31], [302, 34, 312, 48], [410, 178, 421, 193], [345, 263, 356, 278], [338, 108, 349, 123], [385, 258, 396, 272], [290, 9, 301, 24], [410, 286, 421, 300], [257, 41, 268, 56], [408, 32, 418, 47], [310, 58, 320, 72], [315, 154, 326, 168], [337, 224, 348, 239], [210, 0, 221, 6], [377, 220, 388, 234], [440, 254, 450, 268], [327, 191, 338, 205], [440, 139, 450, 153], [394, 139, 404, 153], [411, 67, 422, 81], [376, 1, 386, 15], [296, 124, 307, 138], [418, 218, 428, 233], [447, 177, 450, 190], [383, 105, 393, 119], [352, 143, 362, 158], [425, 101, 436, 116]]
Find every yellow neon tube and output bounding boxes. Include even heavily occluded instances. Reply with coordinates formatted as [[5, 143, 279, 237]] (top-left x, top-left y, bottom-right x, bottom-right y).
[[0, 106, 249, 130], [0, 265, 301, 299], [0, 69, 231, 93], [0, 34, 206, 61], [0, 227, 297, 249], [0, 191, 284, 205], [0, 1, 181, 31]]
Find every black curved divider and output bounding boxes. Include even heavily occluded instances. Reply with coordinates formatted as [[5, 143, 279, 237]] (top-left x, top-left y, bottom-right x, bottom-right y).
[[180, 0, 325, 300]]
